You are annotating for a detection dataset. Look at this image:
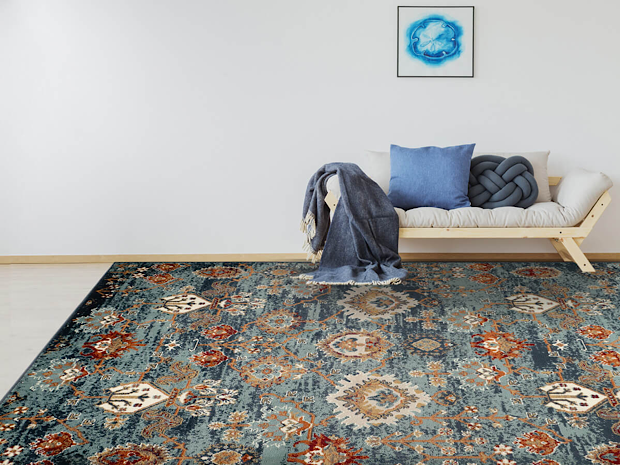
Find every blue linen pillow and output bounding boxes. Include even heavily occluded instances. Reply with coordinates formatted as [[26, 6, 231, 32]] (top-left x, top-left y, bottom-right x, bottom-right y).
[[387, 144, 475, 210]]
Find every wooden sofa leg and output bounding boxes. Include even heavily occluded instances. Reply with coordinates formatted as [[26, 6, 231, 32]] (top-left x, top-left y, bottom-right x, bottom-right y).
[[558, 237, 595, 273], [550, 238, 572, 262]]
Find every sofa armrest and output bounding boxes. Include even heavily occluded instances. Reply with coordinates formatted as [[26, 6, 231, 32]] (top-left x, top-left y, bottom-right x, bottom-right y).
[[553, 168, 613, 223]]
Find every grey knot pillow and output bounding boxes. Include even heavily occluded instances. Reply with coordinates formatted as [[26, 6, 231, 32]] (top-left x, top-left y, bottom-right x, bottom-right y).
[[468, 155, 538, 208]]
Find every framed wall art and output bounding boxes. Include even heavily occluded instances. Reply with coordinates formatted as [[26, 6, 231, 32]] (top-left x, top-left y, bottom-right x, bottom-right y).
[[397, 6, 474, 78]]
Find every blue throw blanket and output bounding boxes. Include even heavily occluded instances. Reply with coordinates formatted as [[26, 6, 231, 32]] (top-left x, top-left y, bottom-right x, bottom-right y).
[[299, 163, 407, 285]]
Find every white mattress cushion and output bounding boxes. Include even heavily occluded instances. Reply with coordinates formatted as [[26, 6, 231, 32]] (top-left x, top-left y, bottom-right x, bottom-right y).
[[326, 167, 612, 228], [395, 202, 580, 228]]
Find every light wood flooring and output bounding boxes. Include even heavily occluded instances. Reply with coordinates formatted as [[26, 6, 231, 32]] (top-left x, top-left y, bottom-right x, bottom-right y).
[[0, 264, 112, 398]]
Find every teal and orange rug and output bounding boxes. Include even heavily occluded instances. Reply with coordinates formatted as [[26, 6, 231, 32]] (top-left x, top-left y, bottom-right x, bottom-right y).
[[2, 262, 620, 465]]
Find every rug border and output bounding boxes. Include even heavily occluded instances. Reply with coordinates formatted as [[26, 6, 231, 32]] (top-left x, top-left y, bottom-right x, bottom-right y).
[[0, 262, 116, 403]]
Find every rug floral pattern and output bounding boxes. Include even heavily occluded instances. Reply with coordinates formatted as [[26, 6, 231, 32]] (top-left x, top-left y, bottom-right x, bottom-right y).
[[2, 262, 620, 465]]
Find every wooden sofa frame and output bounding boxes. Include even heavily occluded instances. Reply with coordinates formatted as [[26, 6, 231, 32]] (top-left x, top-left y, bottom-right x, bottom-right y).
[[324, 177, 612, 273]]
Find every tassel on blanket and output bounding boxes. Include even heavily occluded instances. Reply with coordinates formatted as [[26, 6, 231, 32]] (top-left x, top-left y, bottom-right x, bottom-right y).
[[300, 211, 322, 263], [301, 241, 323, 263], [296, 274, 402, 286], [300, 210, 316, 239]]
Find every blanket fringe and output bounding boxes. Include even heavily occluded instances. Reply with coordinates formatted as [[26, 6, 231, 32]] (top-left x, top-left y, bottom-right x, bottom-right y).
[[295, 275, 402, 286], [301, 241, 323, 263], [300, 211, 323, 263], [305, 248, 323, 263]]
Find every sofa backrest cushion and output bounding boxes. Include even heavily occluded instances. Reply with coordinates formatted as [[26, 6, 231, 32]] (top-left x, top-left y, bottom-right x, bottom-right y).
[[359, 151, 391, 195], [387, 144, 475, 210]]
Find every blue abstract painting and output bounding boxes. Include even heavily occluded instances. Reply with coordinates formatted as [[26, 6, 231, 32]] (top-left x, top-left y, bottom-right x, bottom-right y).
[[398, 7, 474, 77], [407, 16, 462, 66]]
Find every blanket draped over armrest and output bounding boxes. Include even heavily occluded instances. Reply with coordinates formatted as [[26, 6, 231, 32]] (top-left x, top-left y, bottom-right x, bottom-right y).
[[299, 162, 407, 285]]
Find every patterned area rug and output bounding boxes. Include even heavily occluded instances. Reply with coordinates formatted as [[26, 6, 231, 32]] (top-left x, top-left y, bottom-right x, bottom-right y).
[[2, 262, 620, 465]]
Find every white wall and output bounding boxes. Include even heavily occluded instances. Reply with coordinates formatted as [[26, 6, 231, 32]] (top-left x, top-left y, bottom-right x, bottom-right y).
[[1, 0, 619, 256]]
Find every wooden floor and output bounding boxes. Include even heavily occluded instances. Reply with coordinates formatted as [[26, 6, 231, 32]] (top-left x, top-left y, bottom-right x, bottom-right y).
[[0, 264, 113, 398]]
